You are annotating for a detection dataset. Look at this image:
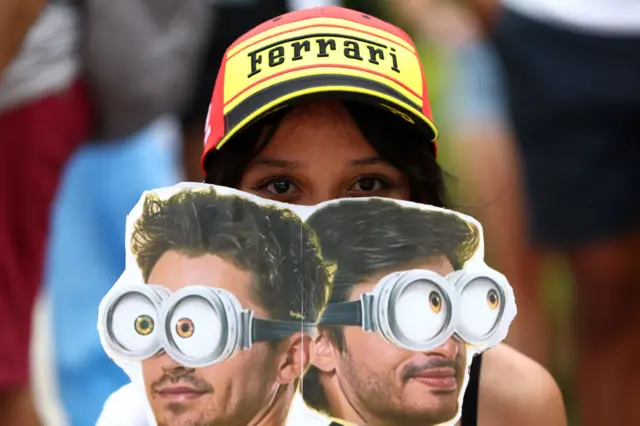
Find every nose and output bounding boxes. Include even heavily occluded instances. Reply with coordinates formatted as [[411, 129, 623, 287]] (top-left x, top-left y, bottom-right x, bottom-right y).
[[298, 188, 339, 206], [162, 363, 196, 376], [425, 336, 461, 359], [155, 351, 193, 373]]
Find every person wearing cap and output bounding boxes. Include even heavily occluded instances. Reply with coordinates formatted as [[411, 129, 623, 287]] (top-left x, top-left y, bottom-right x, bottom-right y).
[[98, 6, 566, 426]]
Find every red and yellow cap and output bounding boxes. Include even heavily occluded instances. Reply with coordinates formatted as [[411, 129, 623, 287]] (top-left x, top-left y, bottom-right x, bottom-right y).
[[201, 6, 439, 172]]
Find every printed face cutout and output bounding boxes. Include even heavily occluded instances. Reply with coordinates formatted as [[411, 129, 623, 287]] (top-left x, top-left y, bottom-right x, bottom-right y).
[[98, 182, 516, 426]]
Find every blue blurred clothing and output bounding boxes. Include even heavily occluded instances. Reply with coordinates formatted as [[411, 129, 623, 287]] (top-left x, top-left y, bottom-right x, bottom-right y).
[[44, 115, 182, 426], [448, 42, 507, 129]]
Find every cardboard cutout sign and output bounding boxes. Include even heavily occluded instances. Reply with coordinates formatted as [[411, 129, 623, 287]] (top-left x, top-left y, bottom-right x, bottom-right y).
[[97, 183, 516, 426]]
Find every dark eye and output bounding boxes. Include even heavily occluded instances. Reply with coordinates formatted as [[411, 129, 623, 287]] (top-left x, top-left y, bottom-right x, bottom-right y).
[[351, 177, 384, 193], [266, 179, 294, 194], [249, 176, 301, 201]]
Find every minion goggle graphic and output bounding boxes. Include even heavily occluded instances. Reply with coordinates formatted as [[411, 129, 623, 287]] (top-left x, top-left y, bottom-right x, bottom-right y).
[[99, 285, 315, 368], [319, 268, 515, 352]]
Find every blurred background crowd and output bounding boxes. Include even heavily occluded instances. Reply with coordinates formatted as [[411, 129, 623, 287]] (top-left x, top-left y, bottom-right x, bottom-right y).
[[1, 0, 639, 426]]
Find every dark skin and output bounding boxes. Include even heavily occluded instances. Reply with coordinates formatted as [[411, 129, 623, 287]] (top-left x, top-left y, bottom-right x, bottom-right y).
[[235, 99, 566, 426]]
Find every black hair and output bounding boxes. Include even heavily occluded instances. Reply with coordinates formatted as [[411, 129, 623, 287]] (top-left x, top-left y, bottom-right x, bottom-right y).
[[203, 99, 448, 208]]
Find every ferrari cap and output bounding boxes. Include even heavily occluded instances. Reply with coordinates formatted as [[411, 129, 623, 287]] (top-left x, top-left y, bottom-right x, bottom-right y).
[[202, 6, 438, 172]]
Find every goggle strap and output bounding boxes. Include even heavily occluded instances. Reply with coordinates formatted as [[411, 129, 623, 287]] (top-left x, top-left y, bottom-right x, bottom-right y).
[[252, 317, 316, 343], [318, 300, 362, 327]]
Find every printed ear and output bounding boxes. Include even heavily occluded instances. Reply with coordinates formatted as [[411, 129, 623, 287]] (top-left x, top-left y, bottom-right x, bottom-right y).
[[310, 331, 337, 373], [275, 332, 312, 385]]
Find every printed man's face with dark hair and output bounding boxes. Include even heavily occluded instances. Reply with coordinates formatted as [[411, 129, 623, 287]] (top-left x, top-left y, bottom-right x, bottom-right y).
[[141, 251, 304, 426], [128, 188, 329, 426], [312, 256, 467, 426], [303, 199, 479, 426]]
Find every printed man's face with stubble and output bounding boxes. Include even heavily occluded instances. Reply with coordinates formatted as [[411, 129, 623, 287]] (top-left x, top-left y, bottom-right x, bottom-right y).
[[303, 198, 482, 426], [123, 188, 331, 426], [314, 255, 468, 426], [142, 251, 295, 426]]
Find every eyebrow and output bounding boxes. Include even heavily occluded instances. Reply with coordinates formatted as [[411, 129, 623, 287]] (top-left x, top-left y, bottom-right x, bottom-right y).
[[250, 155, 387, 169], [350, 156, 386, 166], [250, 158, 299, 168]]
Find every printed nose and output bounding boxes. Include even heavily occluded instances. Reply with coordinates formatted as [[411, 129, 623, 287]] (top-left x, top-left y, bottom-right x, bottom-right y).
[[157, 351, 192, 372], [162, 362, 196, 376], [424, 336, 460, 359]]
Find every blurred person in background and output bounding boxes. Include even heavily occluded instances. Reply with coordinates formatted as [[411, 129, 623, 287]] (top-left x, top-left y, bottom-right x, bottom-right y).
[[471, 0, 640, 425], [48, 1, 341, 423], [380, 0, 548, 365], [0, 0, 46, 75], [0, 0, 91, 425], [43, 1, 212, 424]]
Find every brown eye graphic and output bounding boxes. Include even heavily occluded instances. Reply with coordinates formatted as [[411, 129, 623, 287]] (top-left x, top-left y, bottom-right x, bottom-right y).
[[429, 291, 443, 314], [487, 289, 500, 310], [175, 318, 195, 338]]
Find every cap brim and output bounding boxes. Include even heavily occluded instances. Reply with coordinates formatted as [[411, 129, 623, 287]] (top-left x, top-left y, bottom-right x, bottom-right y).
[[214, 74, 438, 153]]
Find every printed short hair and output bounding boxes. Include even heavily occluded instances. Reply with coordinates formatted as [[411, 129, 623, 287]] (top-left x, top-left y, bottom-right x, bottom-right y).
[[131, 187, 331, 323]]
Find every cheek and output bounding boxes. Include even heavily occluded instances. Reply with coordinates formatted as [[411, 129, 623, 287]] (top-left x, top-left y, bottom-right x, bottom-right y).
[[204, 345, 279, 385], [383, 185, 411, 201], [199, 359, 243, 385], [236, 181, 253, 193], [142, 357, 164, 387], [342, 328, 405, 369]]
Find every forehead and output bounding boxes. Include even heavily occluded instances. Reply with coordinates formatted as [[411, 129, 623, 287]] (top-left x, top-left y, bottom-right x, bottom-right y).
[[349, 255, 454, 299], [259, 100, 377, 154], [281, 100, 353, 125], [147, 251, 258, 308]]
